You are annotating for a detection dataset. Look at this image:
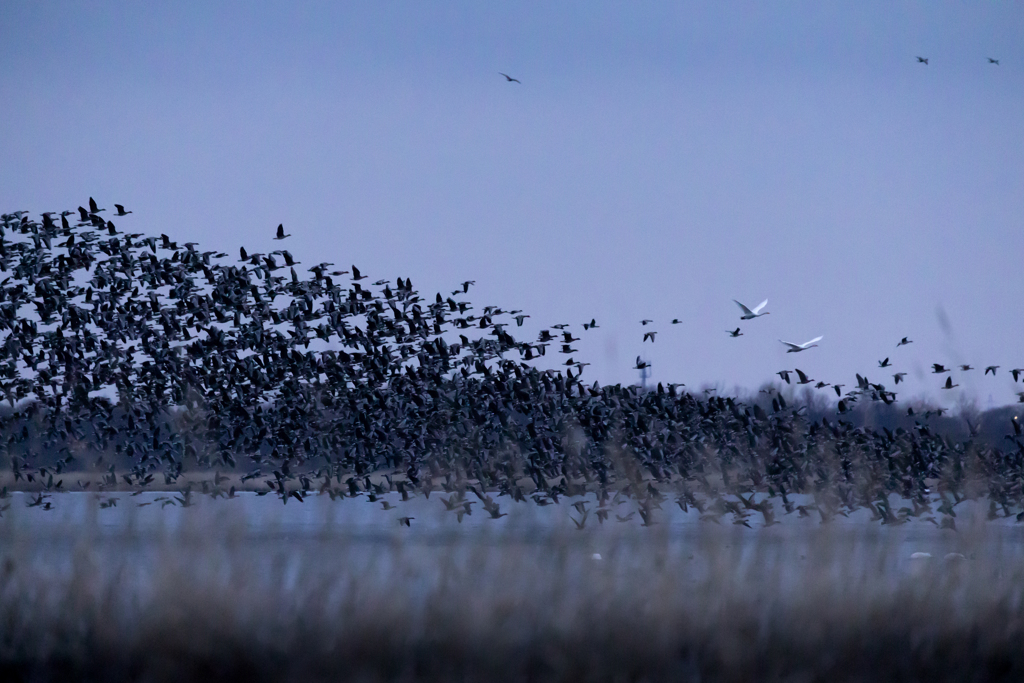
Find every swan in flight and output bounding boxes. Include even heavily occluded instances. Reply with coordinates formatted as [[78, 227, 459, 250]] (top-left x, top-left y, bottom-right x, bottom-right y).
[[733, 299, 769, 320], [779, 336, 822, 353]]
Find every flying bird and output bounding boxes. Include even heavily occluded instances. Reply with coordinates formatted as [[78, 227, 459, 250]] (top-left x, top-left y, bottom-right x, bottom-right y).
[[643, 331, 657, 343], [734, 299, 769, 320], [942, 376, 959, 390], [894, 372, 907, 384], [779, 336, 822, 353], [727, 328, 743, 337], [879, 358, 891, 368], [114, 204, 132, 216], [499, 72, 521, 83], [1012, 369, 1024, 382], [988, 58, 1000, 65], [985, 366, 999, 376], [897, 337, 913, 347], [932, 364, 949, 374], [917, 56, 929, 65], [274, 224, 291, 240], [795, 369, 813, 385]]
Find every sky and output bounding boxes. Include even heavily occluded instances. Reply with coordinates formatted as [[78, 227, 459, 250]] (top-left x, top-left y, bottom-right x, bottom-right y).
[[2, 1, 1023, 408]]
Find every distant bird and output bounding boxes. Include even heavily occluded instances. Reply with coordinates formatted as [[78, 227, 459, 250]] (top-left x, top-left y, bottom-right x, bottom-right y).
[[959, 365, 973, 372], [879, 358, 891, 368], [1013, 369, 1024, 382], [779, 336, 822, 353], [942, 376, 959, 390], [795, 369, 813, 385], [777, 370, 791, 384], [988, 58, 1000, 65], [727, 328, 743, 337], [274, 224, 290, 240], [932, 364, 949, 374], [352, 265, 367, 281], [671, 319, 683, 324], [894, 372, 907, 384], [88, 197, 103, 213], [398, 516, 413, 527], [985, 366, 1000, 376], [917, 56, 929, 65], [114, 204, 132, 216], [814, 381, 831, 390], [833, 384, 845, 397], [499, 72, 521, 83], [583, 318, 599, 330], [643, 331, 657, 343], [634, 356, 650, 370], [897, 337, 913, 347], [640, 319, 653, 326], [733, 299, 769, 320]]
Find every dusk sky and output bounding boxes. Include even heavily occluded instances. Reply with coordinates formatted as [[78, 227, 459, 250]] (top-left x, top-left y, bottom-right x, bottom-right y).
[[2, 2, 1022, 408]]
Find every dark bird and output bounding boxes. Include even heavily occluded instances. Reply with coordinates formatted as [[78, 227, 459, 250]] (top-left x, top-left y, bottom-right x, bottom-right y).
[[988, 58, 1000, 65], [917, 56, 929, 65], [942, 376, 959, 390], [727, 328, 743, 337], [499, 72, 521, 83], [932, 364, 949, 374], [897, 337, 913, 347], [274, 224, 291, 240], [879, 357, 891, 368], [985, 366, 999, 376], [643, 331, 657, 343], [114, 204, 132, 216], [894, 372, 907, 384]]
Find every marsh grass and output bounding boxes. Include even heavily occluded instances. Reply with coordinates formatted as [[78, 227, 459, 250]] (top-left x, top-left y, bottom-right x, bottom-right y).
[[1, 508, 1023, 682]]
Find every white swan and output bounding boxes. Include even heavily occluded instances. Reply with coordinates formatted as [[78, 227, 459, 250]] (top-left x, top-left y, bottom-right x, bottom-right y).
[[733, 299, 769, 320], [779, 336, 822, 353]]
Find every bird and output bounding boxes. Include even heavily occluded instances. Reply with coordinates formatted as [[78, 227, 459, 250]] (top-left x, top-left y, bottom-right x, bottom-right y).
[[640, 319, 653, 326], [959, 365, 973, 372], [794, 369, 813, 385], [879, 358, 891, 368], [917, 56, 929, 65], [351, 265, 366, 281], [634, 357, 649, 369], [942, 376, 959, 390], [893, 372, 907, 384], [779, 336, 822, 353], [643, 331, 657, 343], [932, 364, 949, 374], [499, 73, 521, 83], [398, 517, 413, 527], [733, 299, 769, 320], [777, 370, 792, 384], [727, 328, 743, 337], [988, 58, 1000, 65], [985, 366, 1000, 376], [113, 204, 132, 216], [583, 319, 599, 330], [1012, 369, 1024, 382], [897, 337, 913, 347]]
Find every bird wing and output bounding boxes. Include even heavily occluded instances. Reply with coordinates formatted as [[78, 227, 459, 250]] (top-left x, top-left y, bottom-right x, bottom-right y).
[[801, 336, 823, 347], [778, 340, 802, 351], [733, 300, 754, 316], [751, 299, 768, 314]]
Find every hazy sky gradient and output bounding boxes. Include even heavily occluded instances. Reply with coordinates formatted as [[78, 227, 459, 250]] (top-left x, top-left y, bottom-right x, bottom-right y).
[[2, 2, 1023, 407]]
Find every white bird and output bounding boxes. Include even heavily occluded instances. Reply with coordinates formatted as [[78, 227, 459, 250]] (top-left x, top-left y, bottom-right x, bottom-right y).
[[733, 299, 769, 320], [779, 336, 822, 353]]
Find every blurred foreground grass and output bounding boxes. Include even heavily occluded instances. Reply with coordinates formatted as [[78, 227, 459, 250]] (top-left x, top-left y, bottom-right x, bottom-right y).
[[1, 507, 1023, 683]]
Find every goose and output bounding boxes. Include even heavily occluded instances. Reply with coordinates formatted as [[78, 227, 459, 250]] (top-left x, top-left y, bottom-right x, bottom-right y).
[[917, 56, 929, 64], [795, 369, 813, 385], [893, 372, 907, 384], [1012, 369, 1024, 382], [985, 365, 999, 376], [932, 363, 949, 374], [726, 328, 742, 337], [643, 331, 657, 343], [499, 72, 521, 83], [942, 376, 959, 390], [274, 223, 291, 240], [988, 58, 999, 65], [113, 204, 132, 216], [583, 318, 599, 330], [897, 337, 913, 347], [959, 364, 973, 371], [879, 357, 891, 367], [733, 299, 769, 320], [779, 336, 822, 353]]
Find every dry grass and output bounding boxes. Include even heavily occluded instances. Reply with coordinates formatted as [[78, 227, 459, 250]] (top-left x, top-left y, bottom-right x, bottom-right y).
[[1, 508, 1023, 682]]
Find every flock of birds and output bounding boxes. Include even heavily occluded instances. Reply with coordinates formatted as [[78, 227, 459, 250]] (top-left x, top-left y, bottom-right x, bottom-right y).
[[0, 199, 1022, 529]]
